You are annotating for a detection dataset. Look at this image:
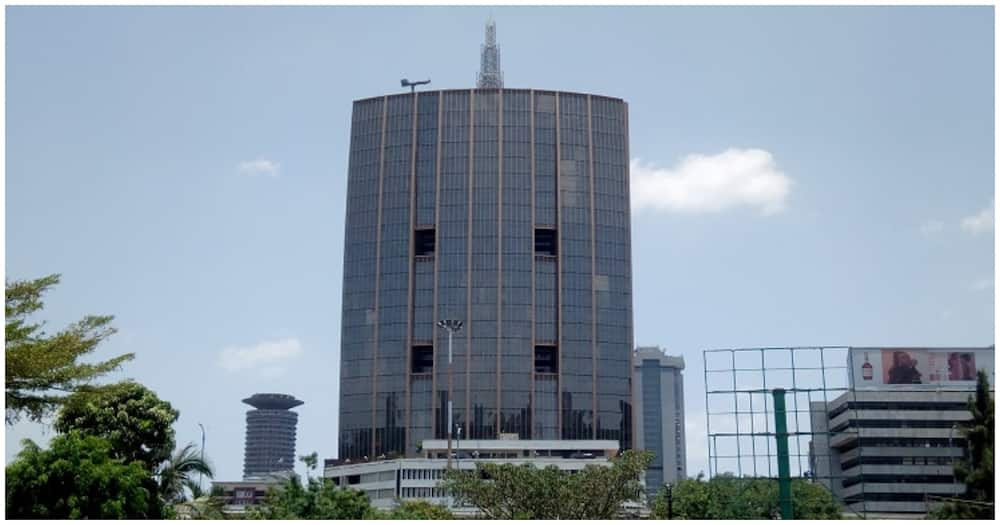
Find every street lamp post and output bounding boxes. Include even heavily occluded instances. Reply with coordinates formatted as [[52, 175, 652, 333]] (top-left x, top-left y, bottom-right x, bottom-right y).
[[436, 320, 464, 470], [456, 424, 463, 471], [197, 423, 206, 488], [663, 483, 674, 519]]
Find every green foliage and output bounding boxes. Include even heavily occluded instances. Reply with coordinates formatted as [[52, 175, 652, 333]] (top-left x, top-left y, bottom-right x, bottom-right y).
[[650, 473, 842, 519], [5, 432, 157, 519], [54, 380, 180, 468], [157, 442, 215, 505], [5, 274, 134, 423], [299, 451, 319, 472], [441, 449, 653, 519], [375, 499, 455, 520], [929, 369, 995, 519], [52, 378, 214, 512], [246, 452, 374, 519], [791, 479, 845, 519], [246, 475, 374, 520], [173, 480, 226, 521]]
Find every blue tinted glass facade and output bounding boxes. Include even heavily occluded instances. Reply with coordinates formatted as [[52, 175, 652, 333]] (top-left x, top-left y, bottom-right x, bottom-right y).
[[339, 89, 633, 460]]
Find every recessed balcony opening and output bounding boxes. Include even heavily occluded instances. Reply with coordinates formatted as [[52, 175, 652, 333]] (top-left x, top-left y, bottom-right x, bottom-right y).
[[534, 345, 558, 374], [534, 228, 557, 256], [415, 228, 435, 257], [411, 345, 434, 374]]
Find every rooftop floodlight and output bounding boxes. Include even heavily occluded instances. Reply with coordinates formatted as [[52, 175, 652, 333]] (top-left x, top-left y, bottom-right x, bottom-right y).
[[401, 78, 431, 93]]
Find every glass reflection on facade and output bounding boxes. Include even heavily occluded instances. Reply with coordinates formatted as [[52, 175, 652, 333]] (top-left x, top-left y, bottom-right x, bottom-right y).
[[339, 88, 633, 460]]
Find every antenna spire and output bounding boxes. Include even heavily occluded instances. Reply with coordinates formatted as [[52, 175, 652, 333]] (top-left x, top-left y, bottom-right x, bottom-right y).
[[477, 18, 503, 88]]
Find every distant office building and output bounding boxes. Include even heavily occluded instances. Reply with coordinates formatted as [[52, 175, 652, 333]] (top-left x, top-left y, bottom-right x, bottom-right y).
[[338, 20, 634, 460], [632, 347, 686, 496], [242, 393, 303, 478], [809, 346, 994, 518], [323, 439, 631, 515], [211, 472, 292, 516]]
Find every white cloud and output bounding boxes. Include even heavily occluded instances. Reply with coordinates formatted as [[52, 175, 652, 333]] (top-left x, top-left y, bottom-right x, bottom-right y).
[[237, 158, 281, 177], [630, 148, 792, 215], [960, 200, 994, 234], [218, 338, 302, 372], [919, 220, 944, 235]]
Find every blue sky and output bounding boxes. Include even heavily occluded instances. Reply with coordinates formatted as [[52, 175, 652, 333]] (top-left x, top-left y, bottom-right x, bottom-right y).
[[6, 6, 994, 481]]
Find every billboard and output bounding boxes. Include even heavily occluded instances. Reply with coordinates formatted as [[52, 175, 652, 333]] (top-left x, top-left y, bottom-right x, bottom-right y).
[[849, 347, 995, 388]]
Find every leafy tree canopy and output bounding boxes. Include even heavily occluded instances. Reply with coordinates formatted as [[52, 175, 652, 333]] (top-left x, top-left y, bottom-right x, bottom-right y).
[[930, 369, 995, 519], [5, 432, 156, 519], [650, 473, 842, 519], [374, 499, 456, 520], [54, 380, 179, 468], [6, 274, 133, 423], [440, 449, 652, 519], [246, 475, 375, 520]]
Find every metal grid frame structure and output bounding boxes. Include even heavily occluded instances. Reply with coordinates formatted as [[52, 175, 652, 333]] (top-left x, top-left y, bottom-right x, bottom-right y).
[[703, 346, 862, 517]]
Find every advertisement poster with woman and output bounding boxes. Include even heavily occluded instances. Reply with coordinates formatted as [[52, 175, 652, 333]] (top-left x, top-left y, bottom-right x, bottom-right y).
[[850, 347, 994, 387]]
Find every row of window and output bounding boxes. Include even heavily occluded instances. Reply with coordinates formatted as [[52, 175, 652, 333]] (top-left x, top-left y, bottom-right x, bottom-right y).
[[837, 437, 967, 452], [831, 418, 970, 433], [401, 468, 445, 480], [840, 455, 957, 470], [828, 401, 969, 419], [367, 489, 396, 500], [409, 344, 567, 374], [842, 473, 957, 488], [413, 227, 558, 257], [843, 492, 956, 503], [401, 487, 446, 499]]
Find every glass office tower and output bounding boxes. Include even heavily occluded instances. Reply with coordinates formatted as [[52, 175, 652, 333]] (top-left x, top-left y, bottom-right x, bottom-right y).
[[338, 88, 633, 460]]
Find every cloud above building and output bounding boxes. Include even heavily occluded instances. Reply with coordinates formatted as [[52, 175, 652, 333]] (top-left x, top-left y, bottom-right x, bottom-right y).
[[218, 337, 303, 372], [960, 200, 994, 234], [630, 148, 792, 215], [237, 158, 281, 177]]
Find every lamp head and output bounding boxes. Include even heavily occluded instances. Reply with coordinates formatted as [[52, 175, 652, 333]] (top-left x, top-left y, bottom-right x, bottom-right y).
[[436, 319, 464, 332]]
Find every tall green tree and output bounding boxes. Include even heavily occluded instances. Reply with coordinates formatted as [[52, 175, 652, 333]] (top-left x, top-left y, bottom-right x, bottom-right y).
[[54, 380, 179, 468], [930, 369, 995, 519], [440, 449, 652, 519], [6, 432, 157, 519], [650, 474, 842, 519], [5, 274, 133, 423]]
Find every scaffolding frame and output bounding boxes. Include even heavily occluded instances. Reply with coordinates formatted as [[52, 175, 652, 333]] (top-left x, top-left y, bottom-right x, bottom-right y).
[[703, 346, 864, 517]]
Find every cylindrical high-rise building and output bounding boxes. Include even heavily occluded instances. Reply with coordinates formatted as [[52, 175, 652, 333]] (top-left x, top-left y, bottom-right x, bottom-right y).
[[338, 86, 634, 461], [242, 393, 303, 478]]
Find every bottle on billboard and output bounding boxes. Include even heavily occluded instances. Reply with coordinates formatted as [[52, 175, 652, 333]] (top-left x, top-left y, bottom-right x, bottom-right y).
[[862, 352, 873, 381]]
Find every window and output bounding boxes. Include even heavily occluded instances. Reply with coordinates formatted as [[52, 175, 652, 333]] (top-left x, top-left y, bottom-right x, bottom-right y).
[[411, 346, 434, 374], [535, 345, 558, 373], [535, 228, 557, 256], [415, 228, 435, 256]]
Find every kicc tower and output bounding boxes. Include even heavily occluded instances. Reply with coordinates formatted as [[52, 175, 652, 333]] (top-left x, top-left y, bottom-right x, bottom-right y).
[[338, 19, 634, 460]]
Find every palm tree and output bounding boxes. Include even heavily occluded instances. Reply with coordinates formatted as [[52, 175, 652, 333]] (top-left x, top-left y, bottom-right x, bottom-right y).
[[157, 442, 214, 505]]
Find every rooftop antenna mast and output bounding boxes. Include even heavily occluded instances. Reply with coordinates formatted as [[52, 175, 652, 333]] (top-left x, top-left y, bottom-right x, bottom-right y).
[[401, 78, 431, 93], [476, 16, 503, 88]]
